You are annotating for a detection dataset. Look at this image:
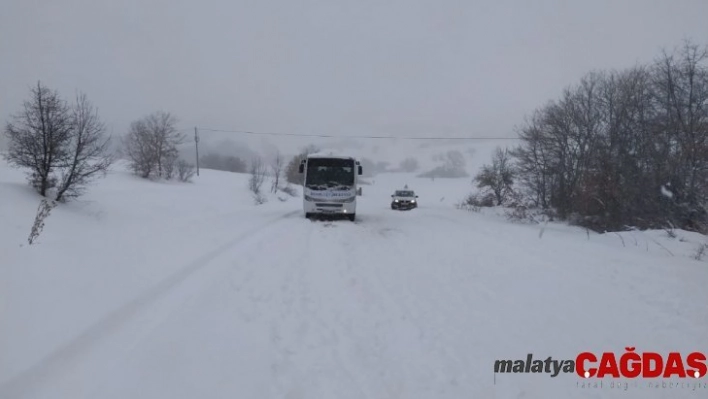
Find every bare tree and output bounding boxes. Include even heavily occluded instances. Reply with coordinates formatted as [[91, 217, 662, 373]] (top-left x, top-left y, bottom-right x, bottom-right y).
[[3, 82, 112, 201], [123, 111, 185, 180], [474, 147, 515, 206], [54, 93, 113, 202], [3, 82, 72, 196], [651, 41, 708, 224], [146, 111, 184, 178], [509, 111, 554, 209], [248, 156, 268, 204], [270, 151, 283, 193], [123, 119, 154, 178]]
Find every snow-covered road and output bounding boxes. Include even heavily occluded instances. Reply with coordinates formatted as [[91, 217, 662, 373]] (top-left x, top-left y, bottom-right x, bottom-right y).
[[2, 165, 707, 399]]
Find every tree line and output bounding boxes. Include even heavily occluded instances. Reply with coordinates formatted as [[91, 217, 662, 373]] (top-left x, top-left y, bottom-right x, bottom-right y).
[[475, 40, 708, 233]]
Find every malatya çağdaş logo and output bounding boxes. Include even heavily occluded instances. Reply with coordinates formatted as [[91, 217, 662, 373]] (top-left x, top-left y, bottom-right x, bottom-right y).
[[494, 348, 707, 379]]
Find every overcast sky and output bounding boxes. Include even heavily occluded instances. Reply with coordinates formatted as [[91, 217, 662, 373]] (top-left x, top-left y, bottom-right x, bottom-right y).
[[2, 0, 707, 150]]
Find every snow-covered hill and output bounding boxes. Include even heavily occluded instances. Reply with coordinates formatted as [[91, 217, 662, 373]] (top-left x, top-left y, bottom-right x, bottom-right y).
[[1, 159, 707, 399]]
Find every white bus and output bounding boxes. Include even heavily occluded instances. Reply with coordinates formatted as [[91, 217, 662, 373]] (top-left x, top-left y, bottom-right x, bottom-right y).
[[298, 153, 362, 221]]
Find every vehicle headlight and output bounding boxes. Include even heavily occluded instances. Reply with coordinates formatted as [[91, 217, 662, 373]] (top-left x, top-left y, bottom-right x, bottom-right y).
[[411, 200, 416, 203], [394, 199, 399, 202]]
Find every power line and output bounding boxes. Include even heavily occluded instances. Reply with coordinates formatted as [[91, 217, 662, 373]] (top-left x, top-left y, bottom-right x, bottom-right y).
[[194, 127, 520, 140]]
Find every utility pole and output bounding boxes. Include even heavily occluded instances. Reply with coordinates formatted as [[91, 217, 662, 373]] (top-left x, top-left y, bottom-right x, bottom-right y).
[[194, 126, 200, 176]]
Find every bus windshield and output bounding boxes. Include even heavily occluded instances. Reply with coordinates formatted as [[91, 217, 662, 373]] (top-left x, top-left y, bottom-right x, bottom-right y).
[[306, 158, 355, 189]]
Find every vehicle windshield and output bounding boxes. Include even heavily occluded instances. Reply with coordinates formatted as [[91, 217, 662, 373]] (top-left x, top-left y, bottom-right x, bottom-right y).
[[305, 158, 355, 190], [395, 191, 414, 197]]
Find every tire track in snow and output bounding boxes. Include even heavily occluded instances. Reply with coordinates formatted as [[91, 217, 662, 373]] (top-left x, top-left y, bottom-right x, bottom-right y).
[[83, 216, 313, 399], [302, 224, 376, 399], [263, 220, 373, 399], [0, 210, 300, 399], [275, 218, 466, 398], [338, 221, 478, 398], [193, 216, 373, 398], [352, 210, 560, 394]]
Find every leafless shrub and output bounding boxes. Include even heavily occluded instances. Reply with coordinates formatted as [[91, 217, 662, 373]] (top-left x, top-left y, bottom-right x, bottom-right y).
[[280, 185, 298, 197], [456, 194, 484, 212], [460, 192, 495, 208], [253, 192, 267, 205], [28, 199, 57, 245], [455, 202, 480, 213], [474, 147, 516, 206], [505, 205, 546, 224], [694, 243, 708, 261], [270, 151, 284, 193], [249, 156, 268, 204], [505, 205, 530, 223], [177, 159, 195, 182]]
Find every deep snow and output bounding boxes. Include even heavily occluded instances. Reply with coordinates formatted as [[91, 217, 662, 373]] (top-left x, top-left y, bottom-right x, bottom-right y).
[[1, 160, 707, 398]]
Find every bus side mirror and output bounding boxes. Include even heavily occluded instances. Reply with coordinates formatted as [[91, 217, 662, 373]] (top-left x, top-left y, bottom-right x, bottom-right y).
[[298, 164, 304, 173], [358, 166, 362, 175]]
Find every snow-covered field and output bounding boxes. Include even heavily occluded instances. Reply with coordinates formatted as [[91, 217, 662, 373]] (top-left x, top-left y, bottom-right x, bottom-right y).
[[1, 159, 707, 399]]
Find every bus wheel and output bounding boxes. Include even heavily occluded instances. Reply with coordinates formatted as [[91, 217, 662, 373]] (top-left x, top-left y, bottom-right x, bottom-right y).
[[347, 213, 356, 222]]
